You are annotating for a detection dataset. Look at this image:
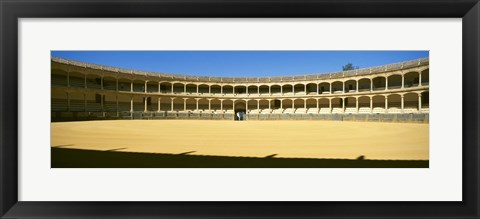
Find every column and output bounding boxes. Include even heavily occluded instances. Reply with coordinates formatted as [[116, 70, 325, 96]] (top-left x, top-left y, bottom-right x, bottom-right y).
[[316, 99, 319, 109], [370, 79, 373, 92], [196, 85, 199, 94], [281, 85, 283, 95], [208, 99, 212, 111], [419, 72, 422, 86], [221, 86, 223, 95], [329, 99, 332, 113], [171, 84, 174, 93], [269, 86, 271, 96], [246, 86, 249, 95], [342, 98, 345, 113], [116, 79, 119, 92], [317, 84, 320, 94], [418, 93, 422, 112], [292, 84, 295, 95], [370, 96, 373, 114], [280, 99, 283, 109], [196, 99, 199, 111], [257, 100, 260, 110], [303, 99, 306, 108], [401, 75, 404, 89], [356, 97, 359, 113], [233, 100, 236, 111], [209, 86, 211, 94], [401, 95, 404, 114], [356, 80, 359, 92], [101, 77, 104, 90], [268, 100, 272, 109], [385, 77, 388, 90], [144, 97, 148, 112], [329, 83, 332, 93], [158, 82, 161, 94], [385, 96, 388, 113], [246, 100, 249, 112], [158, 97, 161, 112], [184, 84, 186, 93], [130, 96, 133, 112], [130, 81, 133, 92], [116, 95, 119, 116], [342, 82, 345, 93], [171, 98, 174, 111], [183, 98, 187, 111], [220, 99, 224, 111]]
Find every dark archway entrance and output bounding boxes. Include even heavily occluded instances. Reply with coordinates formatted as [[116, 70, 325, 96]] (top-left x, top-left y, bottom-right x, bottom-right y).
[[234, 101, 246, 121]]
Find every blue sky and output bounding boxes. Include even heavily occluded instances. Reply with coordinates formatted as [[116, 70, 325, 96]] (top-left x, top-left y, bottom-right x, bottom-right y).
[[51, 51, 428, 77]]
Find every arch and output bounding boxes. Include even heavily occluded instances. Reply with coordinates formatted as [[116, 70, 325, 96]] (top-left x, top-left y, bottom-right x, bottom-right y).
[[387, 75, 402, 89], [211, 85, 221, 94], [172, 97, 184, 111], [421, 69, 429, 85], [210, 99, 222, 111], [293, 99, 305, 108], [259, 85, 269, 95], [172, 83, 184, 93], [146, 81, 159, 93], [52, 69, 68, 87], [186, 84, 197, 94], [159, 97, 171, 111], [117, 94, 131, 112], [331, 81, 343, 93], [185, 98, 196, 111], [404, 92, 419, 112], [306, 83, 317, 94], [318, 98, 330, 114], [282, 84, 293, 95], [282, 99, 293, 109], [271, 85, 281, 95], [234, 85, 247, 94], [372, 95, 385, 113], [159, 82, 172, 93], [387, 94, 402, 113], [223, 99, 234, 111], [344, 80, 357, 93], [234, 100, 247, 110], [331, 97, 343, 113], [85, 74, 102, 89], [68, 71, 85, 88], [357, 96, 370, 114], [404, 72, 419, 88], [318, 82, 330, 94], [421, 91, 429, 108], [132, 79, 145, 92], [247, 85, 258, 94], [372, 76, 386, 90], [223, 85, 234, 95], [306, 98, 317, 108], [246, 99, 258, 113], [258, 99, 270, 110], [132, 95, 144, 111], [103, 76, 117, 91], [198, 84, 209, 94], [358, 78, 370, 92], [294, 84, 305, 94], [345, 97, 356, 107]]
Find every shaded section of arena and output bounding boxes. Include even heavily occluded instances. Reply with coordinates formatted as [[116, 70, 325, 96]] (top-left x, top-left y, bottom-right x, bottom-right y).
[[52, 147, 428, 168]]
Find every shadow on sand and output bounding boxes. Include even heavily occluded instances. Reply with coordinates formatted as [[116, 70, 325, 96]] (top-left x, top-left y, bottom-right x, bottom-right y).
[[51, 147, 428, 168]]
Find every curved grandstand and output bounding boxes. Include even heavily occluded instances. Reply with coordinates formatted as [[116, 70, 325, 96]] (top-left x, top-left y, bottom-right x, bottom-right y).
[[51, 57, 429, 122]]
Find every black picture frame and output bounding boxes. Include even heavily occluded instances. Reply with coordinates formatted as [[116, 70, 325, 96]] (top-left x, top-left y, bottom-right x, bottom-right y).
[[1, 0, 479, 218]]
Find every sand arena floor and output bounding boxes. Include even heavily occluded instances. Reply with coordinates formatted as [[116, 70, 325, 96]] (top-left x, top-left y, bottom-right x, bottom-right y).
[[51, 120, 429, 160]]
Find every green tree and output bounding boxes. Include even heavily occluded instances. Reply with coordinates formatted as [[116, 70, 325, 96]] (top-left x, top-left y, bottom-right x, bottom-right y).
[[342, 63, 359, 71]]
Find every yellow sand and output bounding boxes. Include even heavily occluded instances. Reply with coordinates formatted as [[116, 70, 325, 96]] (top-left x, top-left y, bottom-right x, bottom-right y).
[[51, 120, 429, 160]]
